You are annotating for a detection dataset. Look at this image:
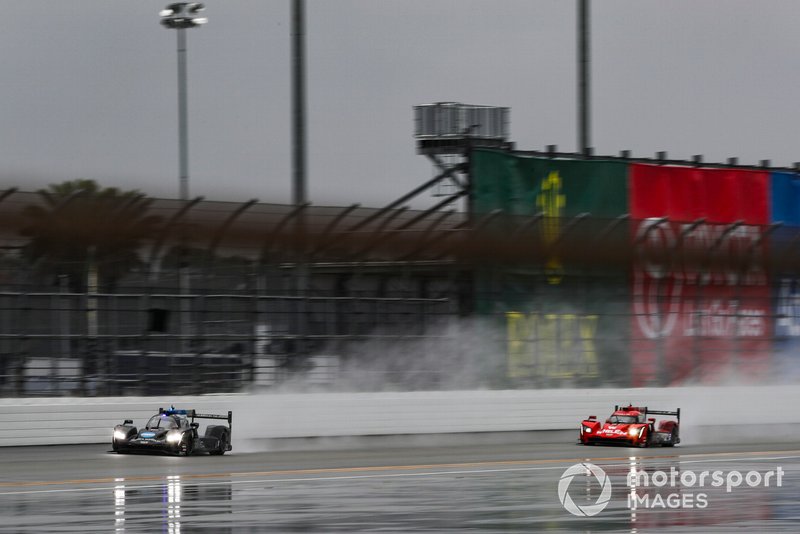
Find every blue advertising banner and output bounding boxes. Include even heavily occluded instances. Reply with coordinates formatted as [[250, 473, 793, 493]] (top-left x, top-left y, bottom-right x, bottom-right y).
[[771, 172, 800, 381], [771, 172, 800, 226]]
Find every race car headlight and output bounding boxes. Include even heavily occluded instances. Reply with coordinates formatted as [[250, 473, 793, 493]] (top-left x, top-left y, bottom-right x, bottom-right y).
[[629, 427, 639, 437], [166, 432, 183, 444], [583, 426, 592, 433], [638, 426, 646, 438], [113, 430, 127, 441]]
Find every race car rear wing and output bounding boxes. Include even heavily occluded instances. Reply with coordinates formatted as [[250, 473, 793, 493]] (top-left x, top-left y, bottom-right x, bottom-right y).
[[159, 407, 233, 430], [646, 408, 680, 422], [615, 405, 680, 422]]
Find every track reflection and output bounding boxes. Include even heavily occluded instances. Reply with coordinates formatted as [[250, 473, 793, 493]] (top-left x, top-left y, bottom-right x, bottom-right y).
[[568, 453, 797, 533], [114, 478, 124, 532], [0, 447, 798, 532], [106, 475, 234, 533]]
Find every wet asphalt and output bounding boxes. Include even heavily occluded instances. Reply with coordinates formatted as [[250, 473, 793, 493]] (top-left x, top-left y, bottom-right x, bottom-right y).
[[0, 439, 798, 532]]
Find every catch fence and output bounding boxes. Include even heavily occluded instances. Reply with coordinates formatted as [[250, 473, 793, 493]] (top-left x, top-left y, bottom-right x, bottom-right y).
[[2, 190, 800, 395]]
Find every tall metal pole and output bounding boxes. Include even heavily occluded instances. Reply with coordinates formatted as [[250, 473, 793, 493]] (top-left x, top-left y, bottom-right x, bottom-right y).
[[176, 27, 191, 356], [292, 0, 307, 206], [177, 27, 190, 201], [160, 3, 206, 365], [577, 0, 591, 155], [291, 0, 309, 358]]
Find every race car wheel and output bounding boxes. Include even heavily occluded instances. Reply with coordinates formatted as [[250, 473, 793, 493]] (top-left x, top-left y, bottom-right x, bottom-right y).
[[663, 428, 678, 447], [113, 428, 134, 454], [209, 431, 228, 456], [179, 433, 194, 456]]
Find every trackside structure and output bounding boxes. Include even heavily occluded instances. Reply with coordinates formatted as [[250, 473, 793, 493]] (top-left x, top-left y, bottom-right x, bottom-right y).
[[2, 104, 800, 395]]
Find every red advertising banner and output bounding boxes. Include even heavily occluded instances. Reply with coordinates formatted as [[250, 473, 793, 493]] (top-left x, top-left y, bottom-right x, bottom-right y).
[[630, 164, 771, 385]]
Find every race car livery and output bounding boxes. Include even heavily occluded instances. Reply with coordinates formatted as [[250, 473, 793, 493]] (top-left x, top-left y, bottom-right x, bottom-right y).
[[579, 404, 680, 447], [112, 407, 232, 456]]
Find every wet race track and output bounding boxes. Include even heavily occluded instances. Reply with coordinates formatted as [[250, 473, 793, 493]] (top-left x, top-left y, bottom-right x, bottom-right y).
[[1, 439, 799, 532]]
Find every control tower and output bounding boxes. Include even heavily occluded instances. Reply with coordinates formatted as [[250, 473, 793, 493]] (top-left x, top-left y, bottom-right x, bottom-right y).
[[413, 102, 511, 197]]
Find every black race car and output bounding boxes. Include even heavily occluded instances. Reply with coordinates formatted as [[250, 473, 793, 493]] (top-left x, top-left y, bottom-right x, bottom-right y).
[[112, 407, 232, 456]]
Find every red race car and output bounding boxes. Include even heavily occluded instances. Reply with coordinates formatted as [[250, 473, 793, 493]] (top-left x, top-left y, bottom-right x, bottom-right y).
[[579, 404, 680, 447]]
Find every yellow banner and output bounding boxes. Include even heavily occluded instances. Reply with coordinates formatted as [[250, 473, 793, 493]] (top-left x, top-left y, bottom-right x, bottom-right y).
[[506, 312, 599, 379]]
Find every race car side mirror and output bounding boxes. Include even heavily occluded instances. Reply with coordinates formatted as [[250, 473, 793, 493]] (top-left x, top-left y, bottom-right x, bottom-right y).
[[124, 419, 133, 425], [648, 418, 656, 424], [191, 422, 199, 429]]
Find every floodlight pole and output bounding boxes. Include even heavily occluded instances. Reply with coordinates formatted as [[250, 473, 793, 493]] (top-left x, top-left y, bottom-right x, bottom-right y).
[[177, 27, 189, 201], [292, 0, 307, 208], [577, 0, 591, 155], [160, 2, 207, 201], [160, 3, 207, 358], [291, 0, 309, 358], [173, 25, 190, 357]]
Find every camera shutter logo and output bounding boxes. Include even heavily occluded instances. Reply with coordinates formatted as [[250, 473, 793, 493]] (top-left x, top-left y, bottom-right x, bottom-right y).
[[558, 462, 612, 517]]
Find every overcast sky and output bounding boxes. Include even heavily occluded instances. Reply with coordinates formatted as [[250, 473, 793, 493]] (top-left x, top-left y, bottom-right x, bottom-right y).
[[1, 1, 799, 208]]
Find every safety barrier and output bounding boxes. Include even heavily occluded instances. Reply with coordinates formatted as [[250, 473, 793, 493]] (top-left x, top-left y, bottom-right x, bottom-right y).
[[1, 385, 797, 447]]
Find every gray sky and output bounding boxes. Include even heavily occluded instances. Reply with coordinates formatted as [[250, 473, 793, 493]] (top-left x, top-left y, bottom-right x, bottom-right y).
[[1, 1, 798, 208]]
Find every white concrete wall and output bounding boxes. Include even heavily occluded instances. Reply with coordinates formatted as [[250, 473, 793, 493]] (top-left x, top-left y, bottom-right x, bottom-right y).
[[1, 385, 797, 447]]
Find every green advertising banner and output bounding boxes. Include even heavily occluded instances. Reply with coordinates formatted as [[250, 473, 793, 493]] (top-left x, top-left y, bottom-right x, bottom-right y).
[[471, 149, 629, 217], [470, 149, 630, 386]]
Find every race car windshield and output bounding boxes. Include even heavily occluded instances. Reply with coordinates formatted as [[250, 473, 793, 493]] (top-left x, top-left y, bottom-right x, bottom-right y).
[[145, 415, 179, 430], [608, 415, 638, 424]]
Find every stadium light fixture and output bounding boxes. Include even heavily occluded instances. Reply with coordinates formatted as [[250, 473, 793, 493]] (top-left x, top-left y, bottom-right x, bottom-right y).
[[160, 3, 207, 29], [159, 2, 207, 201]]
